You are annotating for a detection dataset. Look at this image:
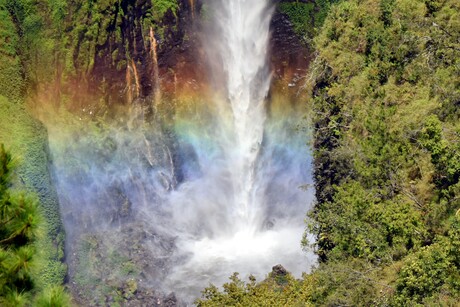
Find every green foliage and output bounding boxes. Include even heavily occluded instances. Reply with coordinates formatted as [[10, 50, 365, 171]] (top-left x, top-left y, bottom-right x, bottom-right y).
[[311, 181, 425, 263], [421, 115, 460, 189], [306, 0, 460, 304], [152, 0, 179, 20], [395, 243, 451, 304], [0, 145, 39, 298], [0, 98, 65, 289], [306, 259, 391, 306], [393, 218, 460, 304], [0, 4, 24, 102], [0, 145, 69, 306], [196, 270, 315, 307], [34, 285, 71, 307], [279, 2, 315, 40], [279, 0, 341, 42]]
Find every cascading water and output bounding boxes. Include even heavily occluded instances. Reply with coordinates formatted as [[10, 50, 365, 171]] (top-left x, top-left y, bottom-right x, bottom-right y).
[[186, 0, 274, 236], [219, 0, 272, 234], [159, 0, 315, 300], [149, 27, 161, 108], [45, 0, 316, 304]]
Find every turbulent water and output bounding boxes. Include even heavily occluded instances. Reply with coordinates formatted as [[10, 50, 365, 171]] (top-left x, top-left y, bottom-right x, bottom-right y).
[[47, 0, 316, 304], [215, 0, 272, 233], [163, 0, 315, 298]]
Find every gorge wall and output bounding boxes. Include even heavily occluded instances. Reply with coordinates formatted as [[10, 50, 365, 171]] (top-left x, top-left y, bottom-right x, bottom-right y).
[[34, 1, 312, 306], [31, 0, 309, 115], [1, 0, 313, 305]]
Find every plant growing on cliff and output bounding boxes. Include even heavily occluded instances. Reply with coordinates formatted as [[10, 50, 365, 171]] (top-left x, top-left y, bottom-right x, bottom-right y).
[[152, 0, 179, 20], [279, 0, 341, 42], [306, 0, 460, 303], [279, 1, 315, 40]]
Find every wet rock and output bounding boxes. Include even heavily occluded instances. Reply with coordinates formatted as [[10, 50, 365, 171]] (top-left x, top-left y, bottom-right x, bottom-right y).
[[270, 2, 311, 88], [67, 222, 180, 306], [163, 293, 179, 307]]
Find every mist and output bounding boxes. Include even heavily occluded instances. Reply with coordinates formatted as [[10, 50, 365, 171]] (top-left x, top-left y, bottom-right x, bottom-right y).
[[47, 0, 316, 304]]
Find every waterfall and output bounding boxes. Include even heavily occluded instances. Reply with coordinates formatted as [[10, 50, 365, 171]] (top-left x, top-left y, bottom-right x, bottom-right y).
[[160, 0, 315, 301], [47, 0, 316, 304], [149, 27, 161, 109], [217, 0, 273, 233]]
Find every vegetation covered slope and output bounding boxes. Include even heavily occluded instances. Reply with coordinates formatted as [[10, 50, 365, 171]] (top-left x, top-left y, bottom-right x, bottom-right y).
[[279, 0, 340, 42], [197, 0, 459, 305], [308, 0, 459, 304], [0, 146, 70, 306], [0, 0, 68, 302], [1, 0, 187, 114], [2, 0, 459, 305]]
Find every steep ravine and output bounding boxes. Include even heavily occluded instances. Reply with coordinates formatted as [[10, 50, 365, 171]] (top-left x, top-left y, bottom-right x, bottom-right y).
[[47, 1, 313, 306], [6, 0, 452, 306], [2, 0, 313, 305]]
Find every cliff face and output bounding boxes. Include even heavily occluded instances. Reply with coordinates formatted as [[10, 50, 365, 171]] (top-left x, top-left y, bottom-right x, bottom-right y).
[[1, 1, 313, 305], [47, 0, 309, 115], [270, 4, 310, 88], [54, 0, 203, 116], [92, 0, 202, 99]]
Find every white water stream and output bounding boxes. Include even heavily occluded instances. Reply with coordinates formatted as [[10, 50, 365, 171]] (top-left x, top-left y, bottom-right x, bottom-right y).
[[162, 0, 315, 301], [217, 0, 273, 233], [48, 0, 315, 304]]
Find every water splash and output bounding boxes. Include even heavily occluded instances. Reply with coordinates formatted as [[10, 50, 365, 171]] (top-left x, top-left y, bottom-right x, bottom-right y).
[[46, 0, 316, 304], [159, 0, 315, 300], [48, 104, 315, 303]]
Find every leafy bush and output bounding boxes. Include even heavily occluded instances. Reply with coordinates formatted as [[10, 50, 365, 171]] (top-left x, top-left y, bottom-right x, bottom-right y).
[[34, 285, 71, 307], [196, 268, 315, 307]]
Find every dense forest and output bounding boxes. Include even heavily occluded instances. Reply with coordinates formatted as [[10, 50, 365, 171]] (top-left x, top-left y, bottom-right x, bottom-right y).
[[0, 0, 459, 306]]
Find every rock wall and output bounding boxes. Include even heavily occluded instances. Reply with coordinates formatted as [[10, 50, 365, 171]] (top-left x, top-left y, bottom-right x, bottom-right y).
[[56, 0, 203, 116], [271, 0, 310, 85], [56, 0, 309, 115]]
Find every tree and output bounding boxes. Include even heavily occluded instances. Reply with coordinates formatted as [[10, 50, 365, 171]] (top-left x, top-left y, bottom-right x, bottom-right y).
[[0, 144, 39, 303], [0, 144, 70, 306]]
